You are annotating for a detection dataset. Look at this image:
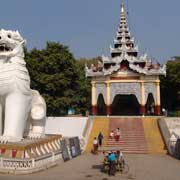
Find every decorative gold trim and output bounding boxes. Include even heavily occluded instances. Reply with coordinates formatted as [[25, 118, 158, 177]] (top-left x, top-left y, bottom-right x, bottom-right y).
[[0, 135, 61, 151]]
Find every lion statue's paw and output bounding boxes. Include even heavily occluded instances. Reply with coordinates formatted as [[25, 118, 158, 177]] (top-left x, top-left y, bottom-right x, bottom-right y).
[[0, 136, 23, 143]]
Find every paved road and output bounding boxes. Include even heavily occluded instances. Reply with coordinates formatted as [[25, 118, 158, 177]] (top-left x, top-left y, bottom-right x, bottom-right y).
[[0, 153, 180, 180]]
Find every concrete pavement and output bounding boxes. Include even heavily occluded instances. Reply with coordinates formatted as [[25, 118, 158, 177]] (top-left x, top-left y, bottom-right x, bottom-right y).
[[0, 153, 180, 180]]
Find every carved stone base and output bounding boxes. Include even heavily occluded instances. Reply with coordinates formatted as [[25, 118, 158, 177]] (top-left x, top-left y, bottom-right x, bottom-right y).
[[0, 135, 62, 159], [0, 135, 63, 174]]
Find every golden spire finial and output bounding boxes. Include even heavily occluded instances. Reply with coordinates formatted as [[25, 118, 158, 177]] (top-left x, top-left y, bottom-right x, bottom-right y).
[[121, 0, 125, 13]]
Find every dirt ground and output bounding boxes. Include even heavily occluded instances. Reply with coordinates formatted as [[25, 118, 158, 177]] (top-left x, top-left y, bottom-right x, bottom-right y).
[[0, 153, 180, 180]]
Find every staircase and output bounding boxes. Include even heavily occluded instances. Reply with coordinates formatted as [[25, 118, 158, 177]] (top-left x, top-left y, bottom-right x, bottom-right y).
[[86, 117, 166, 154], [104, 118, 148, 154], [85, 117, 109, 152], [142, 118, 166, 154]]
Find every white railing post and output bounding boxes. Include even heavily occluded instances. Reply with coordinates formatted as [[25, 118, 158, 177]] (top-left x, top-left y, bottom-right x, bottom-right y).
[[0, 152, 62, 172], [0, 158, 2, 168], [52, 152, 55, 162], [32, 158, 35, 168]]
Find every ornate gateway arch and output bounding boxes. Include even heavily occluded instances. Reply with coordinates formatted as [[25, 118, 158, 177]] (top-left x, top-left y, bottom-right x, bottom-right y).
[[86, 1, 166, 116], [110, 83, 141, 104]]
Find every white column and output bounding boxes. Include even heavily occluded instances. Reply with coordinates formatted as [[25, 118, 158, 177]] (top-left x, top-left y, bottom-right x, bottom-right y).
[[141, 82, 145, 106], [91, 82, 96, 106], [141, 81, 146, 115], [156, 81, 161, 106], [106, 82, 111, 106], [106, 82, 111, 115]]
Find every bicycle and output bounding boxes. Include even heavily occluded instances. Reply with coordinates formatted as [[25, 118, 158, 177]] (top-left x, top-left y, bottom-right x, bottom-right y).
[[116, 159, 129, 174], [102, 158, 129, 174]]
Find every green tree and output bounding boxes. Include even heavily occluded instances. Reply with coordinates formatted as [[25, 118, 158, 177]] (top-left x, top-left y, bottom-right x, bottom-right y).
[[76, 56, 103, 114], [161, 56, 180, 111], [77, 56, 102, 67], [25, 42, 82, 116]]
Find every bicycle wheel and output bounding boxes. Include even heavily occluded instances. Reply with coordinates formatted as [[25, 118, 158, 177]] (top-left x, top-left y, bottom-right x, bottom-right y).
[[121, 163, 129, 174], [102, 163, 109, 173]]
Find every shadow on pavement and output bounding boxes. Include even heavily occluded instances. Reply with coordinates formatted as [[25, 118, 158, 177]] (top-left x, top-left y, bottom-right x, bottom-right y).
[[91, 164, 102, 170]]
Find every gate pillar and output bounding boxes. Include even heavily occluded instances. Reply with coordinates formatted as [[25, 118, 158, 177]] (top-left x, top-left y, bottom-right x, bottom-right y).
[[91, 82, 97, 115]]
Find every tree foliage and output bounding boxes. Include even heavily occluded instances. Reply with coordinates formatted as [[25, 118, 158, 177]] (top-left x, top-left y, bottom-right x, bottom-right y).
[[77, 56, 102, 67], [161, 56, 180, 110], [25, 42, 91, 116]]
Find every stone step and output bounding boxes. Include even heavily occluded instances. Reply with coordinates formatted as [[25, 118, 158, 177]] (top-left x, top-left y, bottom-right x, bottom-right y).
[[111, 134, 145, 137], [106, 118, 148, 154], [106, 143, 147, 146], [85, 117, 109, 152], [106, 141, 147, 144], [98, 148, 149, 154], [105, 143, 147, 146], [104, 147, 148, 150], [142, 118, 167, 154], [106, 137, 146, 140], [105, 146, 148, 149]]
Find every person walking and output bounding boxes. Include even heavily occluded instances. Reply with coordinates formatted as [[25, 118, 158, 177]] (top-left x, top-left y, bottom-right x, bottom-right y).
[[93, 137, 98, 154], [115, 128, 121, 141], [98, 132, 104, 146], [109, 130, 114, 139]]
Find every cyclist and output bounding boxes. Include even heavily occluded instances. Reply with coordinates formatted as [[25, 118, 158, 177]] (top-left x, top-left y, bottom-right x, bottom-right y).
[[108, 151, 116, 176]]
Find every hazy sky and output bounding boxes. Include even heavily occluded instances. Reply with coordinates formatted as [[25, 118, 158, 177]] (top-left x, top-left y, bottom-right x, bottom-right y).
[[1, 0, 179, 62]]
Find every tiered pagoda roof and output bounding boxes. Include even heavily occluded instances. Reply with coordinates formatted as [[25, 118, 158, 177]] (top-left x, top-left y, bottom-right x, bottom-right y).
[[86, 0, 166, 77]]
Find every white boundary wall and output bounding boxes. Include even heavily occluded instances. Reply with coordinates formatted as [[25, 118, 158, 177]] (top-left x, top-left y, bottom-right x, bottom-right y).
[[165, 118, 180, 137], [45, 117, 88, 138], [163, 117, 180, 155]]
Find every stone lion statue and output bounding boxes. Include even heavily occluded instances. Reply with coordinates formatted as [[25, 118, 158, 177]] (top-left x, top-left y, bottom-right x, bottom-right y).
[[0, 29, 46, 142]]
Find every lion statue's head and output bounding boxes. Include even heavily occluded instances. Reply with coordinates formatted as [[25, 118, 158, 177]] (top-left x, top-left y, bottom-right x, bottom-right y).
[[0, 29, 26, 59]]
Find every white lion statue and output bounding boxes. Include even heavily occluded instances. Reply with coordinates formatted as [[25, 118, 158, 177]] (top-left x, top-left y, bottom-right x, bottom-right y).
[[0, 29, 46, 143]]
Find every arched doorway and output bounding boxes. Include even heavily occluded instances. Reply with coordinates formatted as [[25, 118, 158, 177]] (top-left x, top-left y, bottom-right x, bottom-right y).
[[97, 94, 106, 115], [146, 93, 155, 115], [111, 94, 140, 115]]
